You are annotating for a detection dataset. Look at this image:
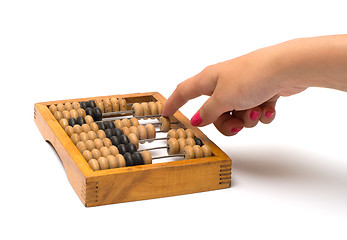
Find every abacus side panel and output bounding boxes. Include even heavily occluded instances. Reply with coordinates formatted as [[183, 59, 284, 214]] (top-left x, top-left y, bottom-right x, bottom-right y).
[[34, 104, 90, 205], [85, 158, 231, 207]]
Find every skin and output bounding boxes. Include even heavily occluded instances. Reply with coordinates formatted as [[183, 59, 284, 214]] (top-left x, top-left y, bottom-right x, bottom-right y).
[[162, 35, 347, 136]]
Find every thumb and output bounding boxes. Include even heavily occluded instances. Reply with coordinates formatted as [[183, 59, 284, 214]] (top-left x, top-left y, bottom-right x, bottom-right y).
[[190, 94, 229, 127]]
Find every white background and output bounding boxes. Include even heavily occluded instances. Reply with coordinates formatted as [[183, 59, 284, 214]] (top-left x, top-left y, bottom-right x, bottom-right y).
[[1, 1, 346, 239]]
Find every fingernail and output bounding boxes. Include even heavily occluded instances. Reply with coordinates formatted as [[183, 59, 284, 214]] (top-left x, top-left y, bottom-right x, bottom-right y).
[[231, 127, 243, 134], [265, 111, 274, 118], [250, 111, 261, 121], [190, 112, 202, 126]]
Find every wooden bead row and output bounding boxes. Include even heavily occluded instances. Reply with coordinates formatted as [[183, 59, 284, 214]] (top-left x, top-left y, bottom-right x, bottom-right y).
[[131, 102, 163, 118], [49, 101, 81, 114], [94, 98, 127, 113]]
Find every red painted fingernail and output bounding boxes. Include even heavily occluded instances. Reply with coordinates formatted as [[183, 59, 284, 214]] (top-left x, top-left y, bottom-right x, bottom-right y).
[[250, 111, 261, 121], [231, 127, 243, 134], [265, 111, 274, 118], [190, 112, 202, 126]]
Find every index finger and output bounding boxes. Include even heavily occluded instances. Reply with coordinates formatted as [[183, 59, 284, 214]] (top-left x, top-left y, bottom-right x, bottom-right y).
[[162, 65, 219, 117]]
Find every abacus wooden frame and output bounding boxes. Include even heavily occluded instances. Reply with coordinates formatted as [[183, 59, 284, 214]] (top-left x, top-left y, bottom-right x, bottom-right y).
[[34, 92, 231, 207]]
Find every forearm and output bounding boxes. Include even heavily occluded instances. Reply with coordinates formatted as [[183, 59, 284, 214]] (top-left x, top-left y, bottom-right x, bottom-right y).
[[273, 35, 347, 92]]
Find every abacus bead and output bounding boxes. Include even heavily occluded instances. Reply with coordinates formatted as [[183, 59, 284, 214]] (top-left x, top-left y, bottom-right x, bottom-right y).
[[140, 151, 152, 164], [132, 103, 143, 117], [105, 129, 113, 138], [193, 145, 203, 158], [114, 119, 122, 129], [167, 138, 179, 155], [121, 118, 131, 128], [110, 136, 120, 146], [76, 141, 87, 153], [68, 118, 77, 127], [62, 110, 71, 119], [137, 125, 147, 140], [109, 145, 119, 156], [57, 103, 65, 112], [183, 146, 195, 159], [102, 138, 112, 147], [85, 140, 95, 151], [87, 131, 97, 141], [97, 122, 106, 131], [90, 122, 99, 132], [129, 117, 139, 127], [80, 101, 88, 110], [96, 130, 106, 139], [141, 102, 150, 119], [59, 118, 69, 130], [115, 154, 126, 168], [202, 145, 212, 157], [85, 107, 93, 117], [145, 124, 156, 140], [120, 134, 129, 145], [159, 116, 171, 131], [70, 134, 80, 144], [87, 100, 96, 108], [156, 101, 163, 115], [85, 115, 94, 125], [65, 126, 74, 137], [94, 139, 104, 149], [103, 98, 112, 113], [70, 109, 79, 119], [77, 108, 86, 117], [92, 107, 102, 121], [129, 126, 139, 139], [194, 137, 203, 147], [124, 152, 133, 166], [167, 129, 178, 139], [128, 133, 139, 149], [73, 125, 82, 135], [118, 144, 127, 155], [178, 138, 186, 154], [185, 137, 196, 146], [72, 101, 80, 110], [98, 157, 109, 170], [106, 155, 117, 168], [49, 104, 57, 114], [113, 128, 123, 138], [100, 146, 111, 157], [88, 159, 100, 171], [82, 150, 93, 161], [132, 151, 144, 165], [121, 127, 130, 136], [185, 129, 195, 138], [54, 111, 63, 121], [118, 98, 127, 111], [79, 132, 89, 142], [95, 99, 104, 113], [111, 98, 119, 112], [76, 116, 86, 125], [148, 102, 158, 119], [177, 128, 186, 139], [126, 143, 137, 154], [104, 121, 115, 129], [65, 101, 73, 111], [81, 124, 91, 133], [91, 149, 101, 159]]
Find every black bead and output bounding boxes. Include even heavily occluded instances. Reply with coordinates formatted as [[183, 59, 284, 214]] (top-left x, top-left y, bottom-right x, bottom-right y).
[[118, 144, 127, 155], [68, 118, 77, 127], [110, 136, 120, 146], [105, 129, 113, 138], [126, 143, 137, 154], [132, 152, 144, 165], [104, 121, 115, 129], [87, 100, 96, 108], [113, 128, 123, 138], [119, 134, 129, 145], [97, 121, 106, 131], [124, 152, 133, 166], [194, 137, 203, 146], [85, 107, 93, 117], [80, 101, 88, 110], [76, 116, 86, 126], [92, 107, 102, 121]]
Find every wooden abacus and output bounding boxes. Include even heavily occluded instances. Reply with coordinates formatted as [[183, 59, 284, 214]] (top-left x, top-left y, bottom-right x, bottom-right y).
[[34, 92, 231, 207]]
